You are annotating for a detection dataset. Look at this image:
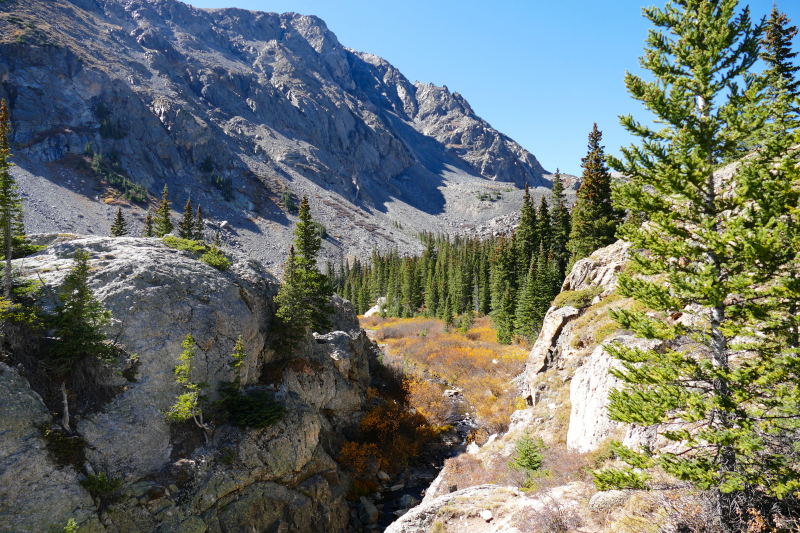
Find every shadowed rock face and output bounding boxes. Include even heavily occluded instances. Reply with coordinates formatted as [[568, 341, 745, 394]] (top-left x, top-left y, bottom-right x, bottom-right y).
[[1, 235, 376, 533], [0, 0, 547, 199]]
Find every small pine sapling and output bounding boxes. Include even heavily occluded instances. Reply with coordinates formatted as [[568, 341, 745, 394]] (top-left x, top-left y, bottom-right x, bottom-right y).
[[143, 209, 154, 237], [179, 198, 194, 240], [154, 185, 173, 237], [165, 333, 211, 442], [194, 205, 204, 242], [110, 207, 128, 237]]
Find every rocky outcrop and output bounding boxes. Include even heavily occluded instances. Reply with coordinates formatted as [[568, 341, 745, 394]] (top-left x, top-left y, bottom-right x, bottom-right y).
[[560, 239, 630, 296], [386, 483, 586, 533], [1, 235, 375, 533], [525, 305, 580, 379], [566, 336, 661, 453], [0, 363, 103, 533]]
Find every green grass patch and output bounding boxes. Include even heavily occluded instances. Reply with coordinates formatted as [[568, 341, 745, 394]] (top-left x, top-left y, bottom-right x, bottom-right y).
[[162, 236, 231, 271], [552, 285, 603, 309]]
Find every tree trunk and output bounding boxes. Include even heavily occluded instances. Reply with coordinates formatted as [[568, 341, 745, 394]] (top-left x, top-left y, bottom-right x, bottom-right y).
[[61, 382, 70, 433]]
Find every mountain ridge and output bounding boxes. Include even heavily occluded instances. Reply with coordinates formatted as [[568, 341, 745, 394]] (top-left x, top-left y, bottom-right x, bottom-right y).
[[0, 0, 569, 270]]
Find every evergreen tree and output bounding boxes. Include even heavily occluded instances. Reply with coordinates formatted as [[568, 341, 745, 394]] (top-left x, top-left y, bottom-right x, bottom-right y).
[[49, 249, 113, 371], [514, 261, 538, 341], [0, 100, 23, 299], [143, 209, 154, 237], [549, 169, 571, 275], [761, 5, 799, 99], [179, 198, 194, 240], [594, 2, 800, 530], [568, 124, 619, 262], [110, 207, 128, 237], [536, 197, 551, 253], [154, 185, 173, 237], [214, 230, 221, 247], [274, 196, 334, 344], [165, 333, 210, 441], [194, 205, 205, 242], [516, 184, 538, 277]]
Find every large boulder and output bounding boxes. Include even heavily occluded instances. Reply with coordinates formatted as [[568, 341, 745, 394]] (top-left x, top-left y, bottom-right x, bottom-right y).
[[566, 336, 661, 453], [561, 240, 629, 296], [0, 363, 102, 533], [2, 235, 363, 533], [18, 236, 277, 478]]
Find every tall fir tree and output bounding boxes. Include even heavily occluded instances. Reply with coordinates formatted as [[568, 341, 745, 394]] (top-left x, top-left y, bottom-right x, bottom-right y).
[[516, 183, 538, 278], [514, 260, 538, 340], [594, 1, 800, 530], [274, 196, 334, 345], [568, 124, 619, 262], [549, 169, 571, 275], [110, 207, 128, 237], [179, 198, 194, 240], [0, 100, 23, 299], [50, 249, 113, 371], [154, 185, 173, 237], [194, 205, 205, 242], [143, 209, 154, 237], [536, 197, 551, 254], [761, 5, 799, 98]]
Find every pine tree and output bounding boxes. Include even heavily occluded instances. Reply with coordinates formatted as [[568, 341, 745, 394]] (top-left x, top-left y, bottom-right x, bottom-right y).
[[514, 260, 538, 341], [143, 209, 154, 237], [49, 249, 113, 371], [194, 205, 205, 242], [568, 124, 619, 262], [516, 184, 538, 277], [179, 198, 194, 240], [536, 197, 551, 253], [0, 100, 23, 299], [213, 230, 221, 247], [110, 207, 128, 237], [549, 169, 571, 275], [154, 185, 173, 237], [165, 333, 210, 441], [761, 5, 799, 99], [274, 196, 334, 344], [594, 2, 800, 530]]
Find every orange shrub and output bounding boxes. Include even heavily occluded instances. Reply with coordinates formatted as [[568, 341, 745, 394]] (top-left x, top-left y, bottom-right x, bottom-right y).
[[405, 377, 453, 427], [362, 315, 528, 432]]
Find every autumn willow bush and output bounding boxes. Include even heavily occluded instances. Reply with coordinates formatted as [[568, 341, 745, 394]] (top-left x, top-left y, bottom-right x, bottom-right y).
[[362, 315, 528, 433]]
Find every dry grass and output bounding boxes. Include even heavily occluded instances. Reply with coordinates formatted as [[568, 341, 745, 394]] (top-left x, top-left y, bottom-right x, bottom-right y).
[[361, 315, 528, 432]]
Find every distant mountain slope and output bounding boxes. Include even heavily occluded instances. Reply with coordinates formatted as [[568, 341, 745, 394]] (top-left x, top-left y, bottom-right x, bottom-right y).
[[0, 0, 557, 270]]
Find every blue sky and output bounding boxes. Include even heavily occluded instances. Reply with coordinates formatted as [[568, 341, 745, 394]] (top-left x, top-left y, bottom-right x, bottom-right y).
[[186, 0, 800, 176]]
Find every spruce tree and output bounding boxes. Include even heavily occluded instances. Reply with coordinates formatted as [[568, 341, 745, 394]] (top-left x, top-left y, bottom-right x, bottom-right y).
[[761, 5, 799, 99], [514, 261, 538, 341], [568, 124, 619, 262], [50, 249, 113, 371], [274, 196, 334, 343], [516, 184, 538, 277], [0, 100, 23, 299], [110, 207, 128, 237], [536, 197, 551, 253], [154, 185, 173, 237], [179, 198, 194, 240], [194, 205, 205, 242], [143, 209, 154, 237], [594, 2, 800, 529], [549, 169, 571, 275]]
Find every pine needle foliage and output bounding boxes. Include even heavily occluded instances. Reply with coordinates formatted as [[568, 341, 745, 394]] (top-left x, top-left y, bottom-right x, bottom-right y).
[[273, 196, 334, 347], [568, 124, 619, 262], [165, 334, 210, 437], [0, 99, 23, 299], [49, 249, 114, 371], [110, 207, 128, 237], [179, 198, 194, 240], [595, 1, 800, 529], [154, 185, 173, 237], [143, 209, 154, 237]]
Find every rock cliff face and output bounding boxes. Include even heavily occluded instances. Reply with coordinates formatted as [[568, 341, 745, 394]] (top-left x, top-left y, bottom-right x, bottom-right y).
[[0, 235, 378, 533], [0, 0, 553, 270]]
